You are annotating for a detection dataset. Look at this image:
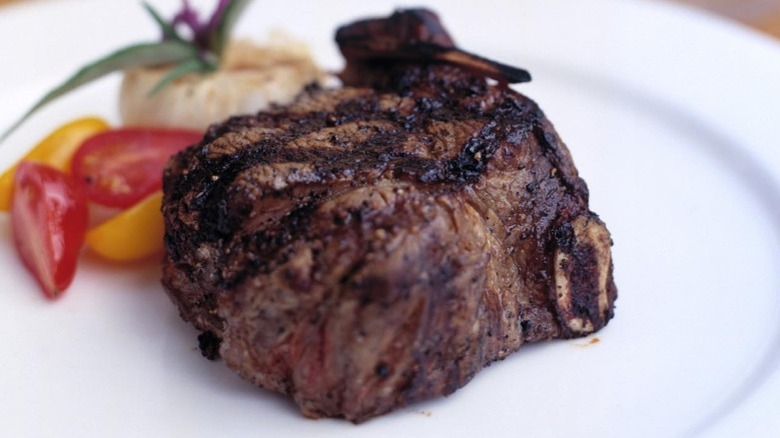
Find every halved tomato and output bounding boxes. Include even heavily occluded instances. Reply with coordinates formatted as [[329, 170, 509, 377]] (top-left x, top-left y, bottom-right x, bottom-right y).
[[71, 127, 202, 209], [0, 116, 109, 211], [11, 162, 88, 298]]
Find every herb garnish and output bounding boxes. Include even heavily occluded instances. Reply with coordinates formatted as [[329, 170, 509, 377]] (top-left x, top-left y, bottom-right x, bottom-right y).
[[0, 0, 251, 144]]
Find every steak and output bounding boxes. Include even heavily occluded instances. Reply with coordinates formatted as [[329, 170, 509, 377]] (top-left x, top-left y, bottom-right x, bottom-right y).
[[161, 9, 617, 423]]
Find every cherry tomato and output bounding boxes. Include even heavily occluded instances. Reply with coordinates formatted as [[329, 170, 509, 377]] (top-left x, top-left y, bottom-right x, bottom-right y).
[[86, 191, 165, 262], [0, 117, 109, 211], [71, 127, 201, 209], [11, 162, 88, 298]]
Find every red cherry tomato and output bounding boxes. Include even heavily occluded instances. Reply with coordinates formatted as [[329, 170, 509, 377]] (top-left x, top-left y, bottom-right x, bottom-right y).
[[11, 162, 88, 298], [71, 127, 202, 208]]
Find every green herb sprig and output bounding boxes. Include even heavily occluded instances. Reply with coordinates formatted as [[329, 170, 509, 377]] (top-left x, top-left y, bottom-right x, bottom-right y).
[[0, 0, 252, 144]]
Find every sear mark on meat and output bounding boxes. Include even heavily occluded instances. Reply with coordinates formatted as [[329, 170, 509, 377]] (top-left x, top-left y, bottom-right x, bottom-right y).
[[161, 8, 617, 423]]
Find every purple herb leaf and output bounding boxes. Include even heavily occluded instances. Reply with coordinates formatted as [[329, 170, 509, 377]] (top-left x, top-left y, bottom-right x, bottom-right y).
[[205, 0, 231, 36], [172, 0, 207, 47]]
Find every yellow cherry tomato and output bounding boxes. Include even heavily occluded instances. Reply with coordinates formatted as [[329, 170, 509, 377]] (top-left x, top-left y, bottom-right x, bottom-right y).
[[85, 191, 165, 262], [0, 117, 110, 211]]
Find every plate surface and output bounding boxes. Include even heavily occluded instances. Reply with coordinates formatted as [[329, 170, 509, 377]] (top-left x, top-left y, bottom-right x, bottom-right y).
[[1, 0, 779, 437]]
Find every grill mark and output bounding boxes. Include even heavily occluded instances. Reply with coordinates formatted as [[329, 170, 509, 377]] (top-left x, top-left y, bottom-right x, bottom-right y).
[[174, 79, 561, 272], [531, 122, 585, 199], [220, 200, 320, 289], [445, 120, 499, 182]]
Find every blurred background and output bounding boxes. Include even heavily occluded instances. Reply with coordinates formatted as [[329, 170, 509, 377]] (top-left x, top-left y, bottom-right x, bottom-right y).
[[667, 0, 780, 37], [5, 0, 780, 39]]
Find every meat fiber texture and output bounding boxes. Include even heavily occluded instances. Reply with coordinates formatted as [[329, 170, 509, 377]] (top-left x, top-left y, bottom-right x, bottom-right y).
[[161, 9, 617, 424]]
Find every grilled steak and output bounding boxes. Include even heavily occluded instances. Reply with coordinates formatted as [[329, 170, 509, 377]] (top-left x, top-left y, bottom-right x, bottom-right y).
[[161, 9, 617, 423]]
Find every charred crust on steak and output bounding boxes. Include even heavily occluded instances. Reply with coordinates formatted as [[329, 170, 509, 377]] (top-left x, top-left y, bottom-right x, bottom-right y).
[[198, 331, 222, 360], [337, 9, 531, 86], [161, 8, 616, 423]]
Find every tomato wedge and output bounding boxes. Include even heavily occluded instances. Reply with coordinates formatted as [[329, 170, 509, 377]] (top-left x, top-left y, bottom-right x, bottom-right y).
[[86, 191, 165, 262], [11, 162, 88, 298], [71, 127, 202, 209]]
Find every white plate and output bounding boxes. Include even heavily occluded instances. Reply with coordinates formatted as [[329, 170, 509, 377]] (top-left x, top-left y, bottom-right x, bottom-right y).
[[1, 0, 779, 437]]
